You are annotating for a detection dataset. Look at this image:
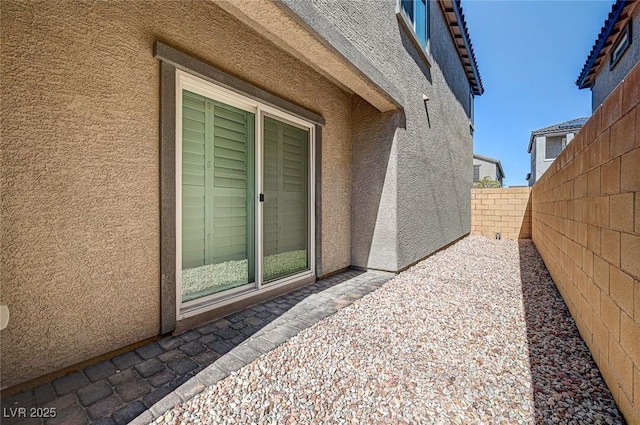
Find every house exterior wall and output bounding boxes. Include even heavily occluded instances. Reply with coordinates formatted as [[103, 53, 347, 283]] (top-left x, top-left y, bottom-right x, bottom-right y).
[[473, 158, 500, 183], [351, 97, 401, 271], [530, 132, 576, 186], [298, 0, 474, 271], [396, 0, 474, 269], [592, 8, 640, 111], [531, 63, 640, 424], [529, 141, 537, 187], [1, 0, 353, 389]]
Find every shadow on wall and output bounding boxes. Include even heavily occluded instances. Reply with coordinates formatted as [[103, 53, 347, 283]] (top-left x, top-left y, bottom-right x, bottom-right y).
[[397, 21, 433, 84], [441, 133, 470, 239], [351, 96, 406, 271], [517, 241, 624, 423], [519, 196, 532, 239], [398, 132, 469, 266]]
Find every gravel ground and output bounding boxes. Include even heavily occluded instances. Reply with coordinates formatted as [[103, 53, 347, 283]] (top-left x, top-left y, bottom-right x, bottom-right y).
[[156, 236, 623, 424]]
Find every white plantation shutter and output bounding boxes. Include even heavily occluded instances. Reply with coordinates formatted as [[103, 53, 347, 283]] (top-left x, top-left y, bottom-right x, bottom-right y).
[[182, 90, 254, 269], [182, 92, 207, 269], [280, 123, 308, 253], [263, 116, 308, 265], [263, 118, 280, 257], [211, 102, 253, 265]]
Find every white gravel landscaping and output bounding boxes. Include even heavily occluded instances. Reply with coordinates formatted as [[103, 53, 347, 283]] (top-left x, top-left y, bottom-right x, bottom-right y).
[[159, 236, 623, 424]]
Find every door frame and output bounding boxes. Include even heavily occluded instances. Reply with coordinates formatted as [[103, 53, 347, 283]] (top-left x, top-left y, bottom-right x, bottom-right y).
[[175, 70, 316, 320]]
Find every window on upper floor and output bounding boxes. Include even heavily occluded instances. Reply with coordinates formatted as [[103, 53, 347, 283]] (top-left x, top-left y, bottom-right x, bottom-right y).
[[610, 21, 631, 70], [545, 136, 567, 160], [473, 165, 480, 182], [400, 0, 429, 48]]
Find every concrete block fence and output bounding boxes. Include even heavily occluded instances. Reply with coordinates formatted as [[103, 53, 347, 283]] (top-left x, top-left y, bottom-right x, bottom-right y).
[[531, 62, 640, 424], [471, 187, 532, 240]]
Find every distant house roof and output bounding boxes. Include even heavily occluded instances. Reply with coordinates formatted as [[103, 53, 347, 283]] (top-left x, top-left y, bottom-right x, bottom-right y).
[[473, 153, 505, 179], [527, 117, 589, 153], [439, 0, 484, 95], [576, 0, 637, 89]]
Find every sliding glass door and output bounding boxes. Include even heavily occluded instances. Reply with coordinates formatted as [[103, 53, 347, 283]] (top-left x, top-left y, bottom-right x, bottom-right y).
[[262, 116, 309, 282], [177, 72, 314, 316]]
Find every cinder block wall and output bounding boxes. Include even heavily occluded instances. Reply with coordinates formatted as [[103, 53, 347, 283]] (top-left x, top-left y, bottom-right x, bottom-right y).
[[471, 187, 532, 239], [531, 63, 640, 423]]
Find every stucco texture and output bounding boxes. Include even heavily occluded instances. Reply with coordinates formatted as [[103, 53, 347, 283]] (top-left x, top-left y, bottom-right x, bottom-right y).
[[1, 0, 352, 388], [307, 0, 474, 270]]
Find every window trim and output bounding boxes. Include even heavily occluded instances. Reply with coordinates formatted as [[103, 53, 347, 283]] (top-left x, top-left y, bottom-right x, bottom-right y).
[[396, 0, 432, 67], [155, 42, 322, 331], [610, 21, 631, 70]]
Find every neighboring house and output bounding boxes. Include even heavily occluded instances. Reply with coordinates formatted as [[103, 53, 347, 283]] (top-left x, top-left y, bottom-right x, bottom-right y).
[[473, 154, 505, 186], [577, 0, 640, 111], [526, 118, 587, 186], [1, 0, 482, 389]]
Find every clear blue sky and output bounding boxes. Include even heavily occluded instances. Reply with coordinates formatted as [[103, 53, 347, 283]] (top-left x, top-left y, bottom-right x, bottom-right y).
[[462, 0, 615, 186]]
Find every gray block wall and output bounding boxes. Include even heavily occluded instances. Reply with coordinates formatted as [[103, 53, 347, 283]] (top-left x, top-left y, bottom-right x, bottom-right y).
[[284, 0, 474, 271]]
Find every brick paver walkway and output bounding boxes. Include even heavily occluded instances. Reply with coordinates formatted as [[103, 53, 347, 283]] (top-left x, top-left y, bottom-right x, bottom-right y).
[[1, 270, 392, 425]]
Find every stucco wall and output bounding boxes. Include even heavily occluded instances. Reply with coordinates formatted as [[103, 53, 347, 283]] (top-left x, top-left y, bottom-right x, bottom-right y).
[[397, 0, 474, 269], [301, 0, 474, 271], [530, 132, 577, 185], [532, 135, 554, 185], [592, 8, 640, 111], [532, 63, 640, 423], [351, 97, 401, 271], [473, 158, 499, 183], [1, 0, 352, 388]]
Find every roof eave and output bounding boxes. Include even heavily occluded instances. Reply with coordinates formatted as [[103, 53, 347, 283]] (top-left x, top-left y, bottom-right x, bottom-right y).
[[496, 161, 506, 180], [440, 0, 484, 95], [473, 153, 499, 164], [532, 125, 586, 137], [576, 0, 629, 89], [473, 153, 505, 178]]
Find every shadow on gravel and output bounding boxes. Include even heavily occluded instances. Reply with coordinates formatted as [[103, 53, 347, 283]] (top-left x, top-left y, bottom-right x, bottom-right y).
[[517, 240, 625, 424]]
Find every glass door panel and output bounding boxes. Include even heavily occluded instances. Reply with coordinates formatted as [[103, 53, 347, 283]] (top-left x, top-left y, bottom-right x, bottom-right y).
[[181, 90, 255, 302], [262, 116, 309, 282]]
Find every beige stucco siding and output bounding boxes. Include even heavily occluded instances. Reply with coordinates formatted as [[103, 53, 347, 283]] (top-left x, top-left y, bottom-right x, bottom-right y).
[[1, 0, 352, 388], [318, 109, 353, 277]]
